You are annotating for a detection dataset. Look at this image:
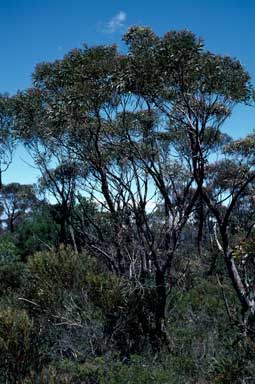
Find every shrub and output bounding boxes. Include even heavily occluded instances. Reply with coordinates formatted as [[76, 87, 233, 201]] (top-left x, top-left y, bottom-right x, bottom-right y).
[[99, 355, 174, 384], [24, 246, 88, 309], [0, 307, 41, 383], [29, 356, 176, 384], [0, 261, 27, 295], [0, 234, 27, 295], [0, 233, 20, 264]]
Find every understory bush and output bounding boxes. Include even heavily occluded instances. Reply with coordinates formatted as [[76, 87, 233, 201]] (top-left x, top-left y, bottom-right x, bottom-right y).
[[0, 246, 255, 383]]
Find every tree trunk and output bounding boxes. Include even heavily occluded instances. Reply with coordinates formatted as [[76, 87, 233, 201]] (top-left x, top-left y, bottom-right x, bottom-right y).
[[225, 250, 255, 333], [9, 217, 14, 233], [155, 269, 167, 341], [59, 218, 66, 244]]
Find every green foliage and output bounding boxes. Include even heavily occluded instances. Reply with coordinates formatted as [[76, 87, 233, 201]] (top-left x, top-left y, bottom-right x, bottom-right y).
[[99, 355, 173, 384], [0, 307, 41, 383], [29, 356, 175, 384], [23, 246, 122, 314], [0, 233, 20, 264], [0, 261, 26, 296], [0, 234, 27, 295], [16, 205, 59, 259], [211, 335, 255, 383], [35, 359, 102, 384], [24, 246, 88, 309]]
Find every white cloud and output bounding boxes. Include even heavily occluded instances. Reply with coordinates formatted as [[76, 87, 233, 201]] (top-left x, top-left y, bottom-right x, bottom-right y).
[[101, 11, 127, 33]]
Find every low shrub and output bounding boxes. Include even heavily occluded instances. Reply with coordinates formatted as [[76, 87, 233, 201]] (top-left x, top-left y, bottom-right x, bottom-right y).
[[0, 307, 42, 383]]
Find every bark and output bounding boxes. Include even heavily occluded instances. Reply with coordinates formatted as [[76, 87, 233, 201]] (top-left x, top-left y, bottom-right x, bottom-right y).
[[215, 222, 255, 331], [69, 224, 78, 254], [155, 269, 167, 340]]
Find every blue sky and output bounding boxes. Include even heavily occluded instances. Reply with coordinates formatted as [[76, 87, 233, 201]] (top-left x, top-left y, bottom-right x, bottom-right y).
[[1, 0, 255, 184]]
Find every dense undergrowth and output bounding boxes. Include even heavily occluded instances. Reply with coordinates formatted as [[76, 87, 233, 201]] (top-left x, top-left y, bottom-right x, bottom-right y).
[[1, 242, 255, 383]]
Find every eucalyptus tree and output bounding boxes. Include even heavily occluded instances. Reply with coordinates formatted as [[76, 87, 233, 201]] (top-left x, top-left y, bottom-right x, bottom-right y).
[[13, 43, 200, 340], [0, 183, 37, 233], [123, 27, 255, 329], [12, 27, 255, 338], [39, 161, 80, 247]]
